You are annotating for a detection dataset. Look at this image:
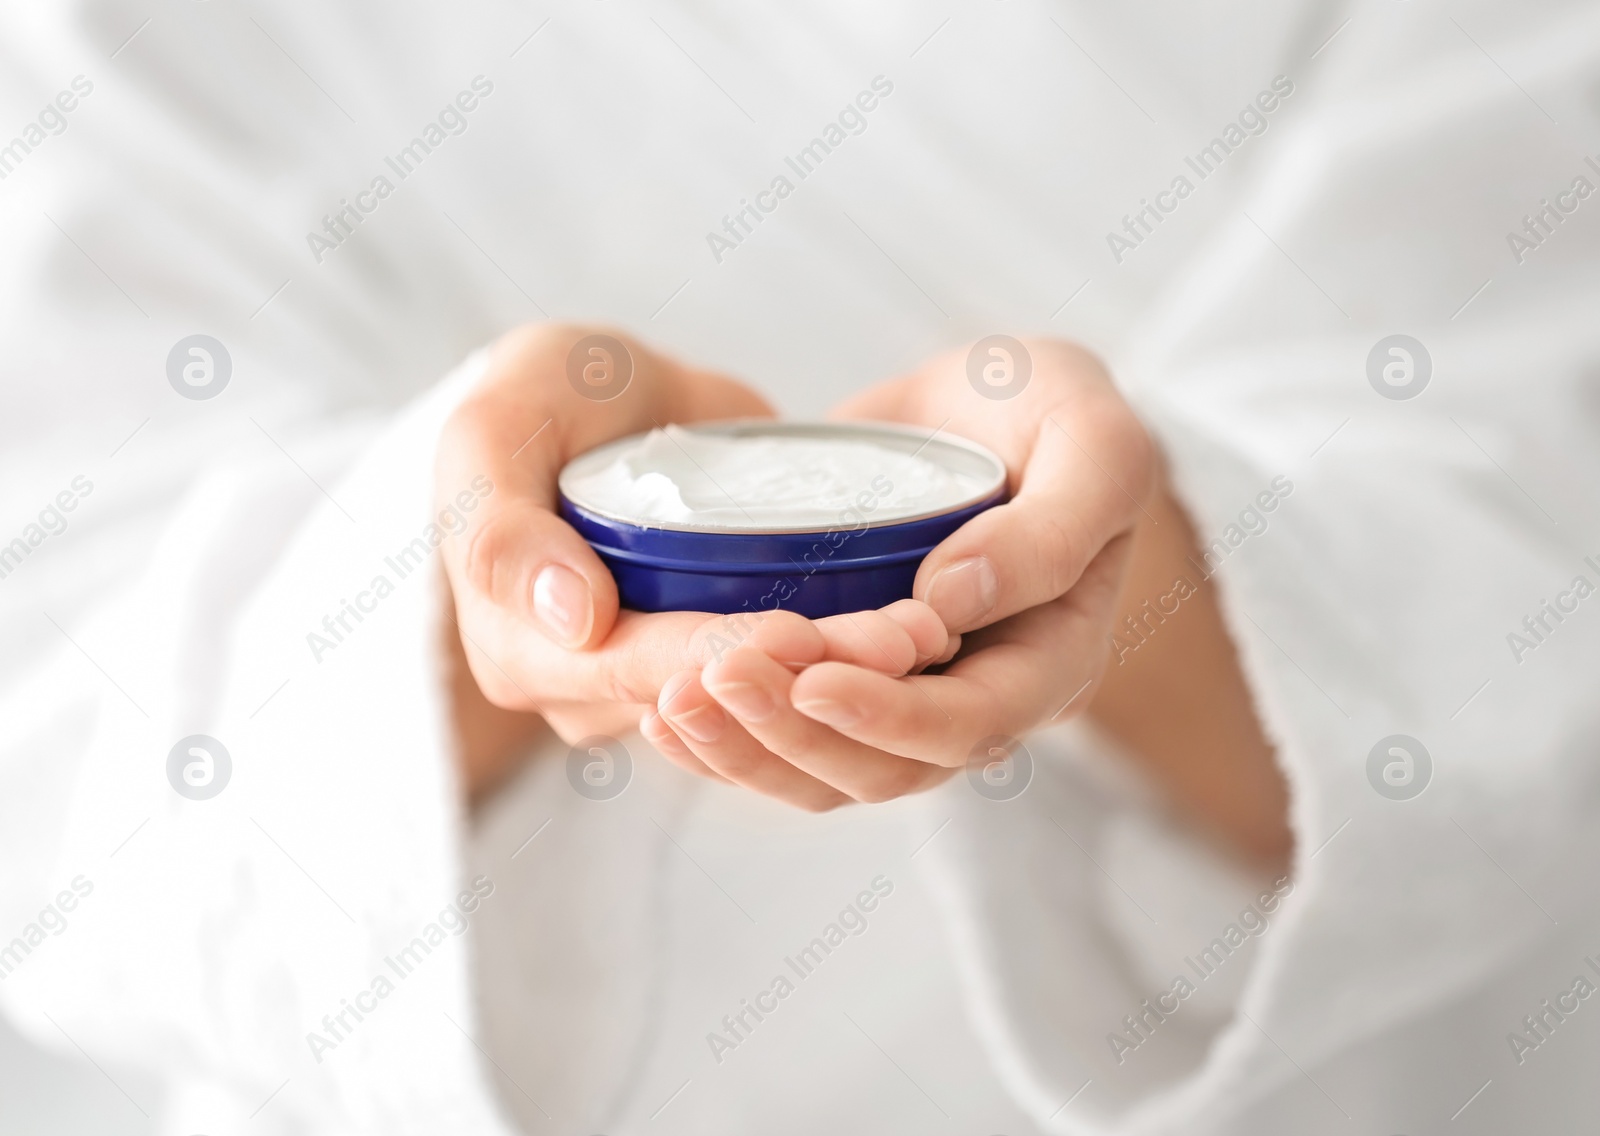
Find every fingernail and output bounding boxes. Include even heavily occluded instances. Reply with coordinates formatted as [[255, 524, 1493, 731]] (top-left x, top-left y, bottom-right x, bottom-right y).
[[708, 680, 775, 722], [923, 556, 998, 630], [533, 564, 593, 648], [662, 682, 726, 743], [793, 697, 863, 729], [934, 633, 963, 666]]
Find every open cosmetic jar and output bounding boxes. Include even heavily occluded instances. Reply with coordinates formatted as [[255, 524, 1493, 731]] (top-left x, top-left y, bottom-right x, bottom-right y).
[[557, 421, 1008, 618]]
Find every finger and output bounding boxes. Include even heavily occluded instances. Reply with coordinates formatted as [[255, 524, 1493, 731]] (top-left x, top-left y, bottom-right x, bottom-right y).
[[437, 390, 619, 650], [462, 494, 620, 651], [700, 649, 950, 803], [438, 324, 777, 651], [914, 397, 1152, 633], [457, 598, 833, 714], [817, 600, 951, 673], [640, 707, 731, 784], [929, 631, 962, 668], [714, 603, 948, 676], [453, 594, 699, 711], [879, 599, 951, 668], [437, 326, 664, 650], [791, 586, 1109, 765], [716, 607, 828, 668], [657, 672, 849, 811], [458, 325, 776, 506], [812, 609, 917, 674], [791, 661, 989, 767]]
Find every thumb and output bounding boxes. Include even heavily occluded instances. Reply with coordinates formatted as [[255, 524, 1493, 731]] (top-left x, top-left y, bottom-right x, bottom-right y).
[[914, 406, 1151, 632], [437, 395, 620, 651], [461, 495, 619, 650]]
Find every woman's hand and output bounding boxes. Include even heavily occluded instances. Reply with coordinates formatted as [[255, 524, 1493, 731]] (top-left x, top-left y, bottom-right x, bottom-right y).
[[437, 323, 971, 799], [651, 338, 1155, 809], [436, 322, 777, 753], [641, 600, 958, 810]]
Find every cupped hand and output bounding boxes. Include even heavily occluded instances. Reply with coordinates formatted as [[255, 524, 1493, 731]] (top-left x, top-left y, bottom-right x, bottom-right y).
[[436, 322, 778, 743], [652, 338, 1154, 808], [642, 600, 958, 810]]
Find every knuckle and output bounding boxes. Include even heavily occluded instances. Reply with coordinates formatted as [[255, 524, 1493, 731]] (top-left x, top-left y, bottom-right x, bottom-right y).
[[1032, 507, 1092, 597], [858, 613, 914, 670], [744, 608, 809, 649], [462, 511, 513, 598], [594, 642, 653, 707]]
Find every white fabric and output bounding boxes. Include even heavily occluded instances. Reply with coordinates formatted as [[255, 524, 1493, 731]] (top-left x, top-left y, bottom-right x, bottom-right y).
[[2, 2, 1598, 1133]]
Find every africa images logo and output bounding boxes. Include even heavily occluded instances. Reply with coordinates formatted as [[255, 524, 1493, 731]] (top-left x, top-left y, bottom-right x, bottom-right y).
[[1366, 335, 1431, 401], [167, 335, 231, 400], [966, 735, 1032, 801], [566, 334, 633, 401], [1366, 734, 1431, 801], [566, 735, 632, 801], [167, 734, 231, 800], [966, 336, 1031, 400]]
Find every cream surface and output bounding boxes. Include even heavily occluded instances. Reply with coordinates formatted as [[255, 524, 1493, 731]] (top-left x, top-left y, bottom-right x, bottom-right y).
[[563, 425, 994, 528]]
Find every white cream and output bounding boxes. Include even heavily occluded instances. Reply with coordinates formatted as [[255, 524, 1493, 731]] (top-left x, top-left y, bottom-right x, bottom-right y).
[[562, 424, 998, 530]]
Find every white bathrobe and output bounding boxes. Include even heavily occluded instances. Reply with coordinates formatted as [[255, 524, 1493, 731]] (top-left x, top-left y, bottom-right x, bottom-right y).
[[2, 2, 1598, 1133]]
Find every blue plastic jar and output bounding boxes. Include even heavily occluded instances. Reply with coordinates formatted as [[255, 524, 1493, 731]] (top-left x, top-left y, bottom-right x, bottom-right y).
[[558, 422, 1007, 618]]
